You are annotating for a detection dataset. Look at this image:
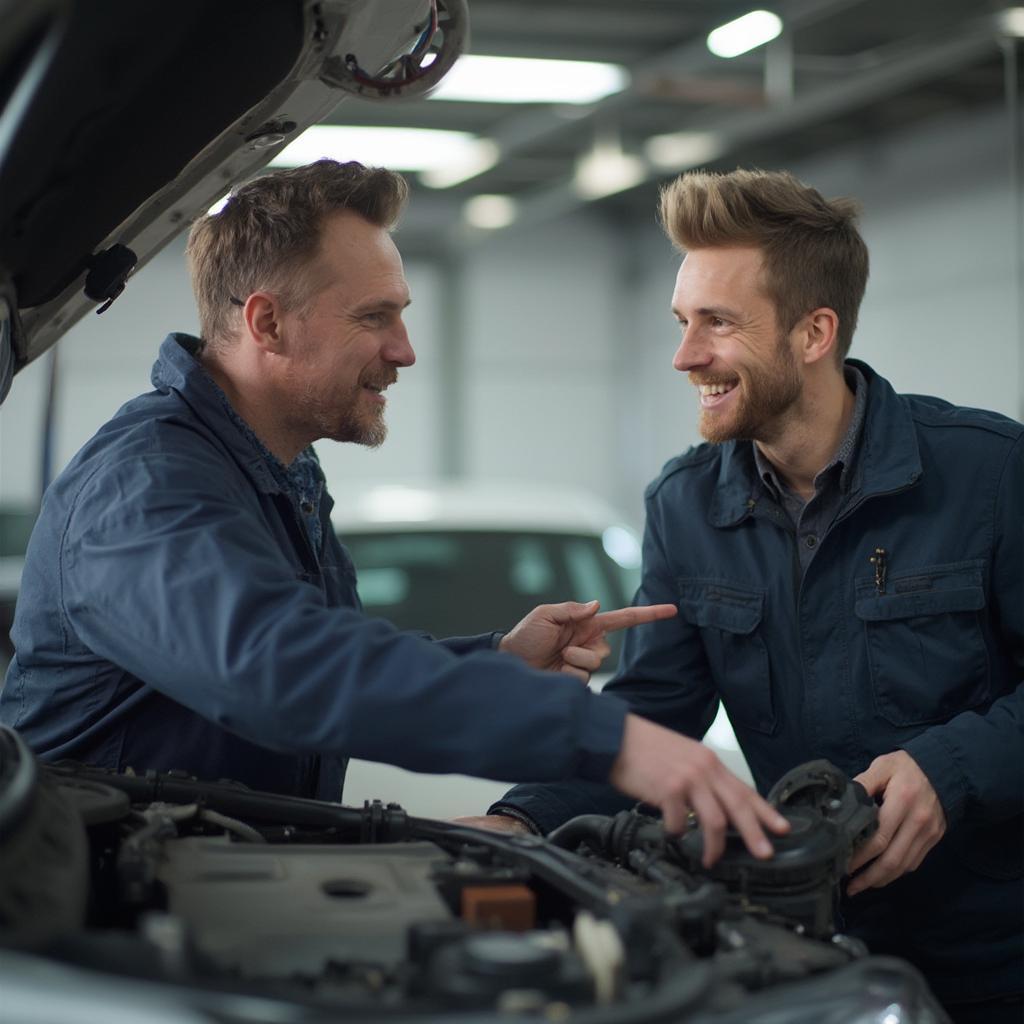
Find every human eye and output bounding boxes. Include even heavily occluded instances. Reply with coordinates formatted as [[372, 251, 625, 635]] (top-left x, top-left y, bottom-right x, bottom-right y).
[[360, 310, 388, 326]]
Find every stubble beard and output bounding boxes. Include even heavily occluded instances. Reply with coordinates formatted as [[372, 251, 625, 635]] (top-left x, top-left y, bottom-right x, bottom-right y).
[[305, 375, 393, 449], [335, 404, 388, 448], [698, 334, 802, 445]]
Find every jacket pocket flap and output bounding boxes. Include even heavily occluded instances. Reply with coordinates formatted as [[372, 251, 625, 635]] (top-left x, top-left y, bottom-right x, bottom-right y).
[[855, 585, 985, 621], [678, 580, 764, 635]]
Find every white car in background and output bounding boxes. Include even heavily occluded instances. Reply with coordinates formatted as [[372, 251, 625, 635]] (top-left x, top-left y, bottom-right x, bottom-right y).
[[332, 479, 750, 818]]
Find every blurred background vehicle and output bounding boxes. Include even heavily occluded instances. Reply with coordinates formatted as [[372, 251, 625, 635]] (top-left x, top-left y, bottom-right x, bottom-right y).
[[334, 480, 751, 817], [0, 506, 33, 678]]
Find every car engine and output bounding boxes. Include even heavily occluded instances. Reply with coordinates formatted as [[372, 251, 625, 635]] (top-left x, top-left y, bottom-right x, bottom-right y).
[[0, 726, 950, 1023]]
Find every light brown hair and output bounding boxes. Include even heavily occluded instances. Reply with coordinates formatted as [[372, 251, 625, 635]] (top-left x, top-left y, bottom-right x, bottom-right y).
[[187, 159, 408, 347], [659, 169, 868, 360]]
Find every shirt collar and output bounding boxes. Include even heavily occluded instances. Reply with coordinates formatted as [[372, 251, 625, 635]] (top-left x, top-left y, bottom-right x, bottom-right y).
[[206, 377, 322, 500], [151, 333, 324, 498], [709, 359, 921, 528], [752, 364, 867, 500]]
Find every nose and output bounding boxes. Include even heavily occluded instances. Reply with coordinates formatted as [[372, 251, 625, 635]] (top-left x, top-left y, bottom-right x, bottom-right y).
[[672, 324, 711, 374], [384, 318, 416, 367]]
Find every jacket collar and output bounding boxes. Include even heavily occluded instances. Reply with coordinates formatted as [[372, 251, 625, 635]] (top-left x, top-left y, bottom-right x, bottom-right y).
[[151, 332, 286, 495], [709, 359, 923, 527]]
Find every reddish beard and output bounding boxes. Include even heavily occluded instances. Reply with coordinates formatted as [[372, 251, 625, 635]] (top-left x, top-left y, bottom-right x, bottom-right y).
[[695, 335, 801, 444]]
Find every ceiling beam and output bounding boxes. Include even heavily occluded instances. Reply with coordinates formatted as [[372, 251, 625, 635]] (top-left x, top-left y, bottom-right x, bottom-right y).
[[451, 18, 1002, 244], [472, 0, 869, 166]]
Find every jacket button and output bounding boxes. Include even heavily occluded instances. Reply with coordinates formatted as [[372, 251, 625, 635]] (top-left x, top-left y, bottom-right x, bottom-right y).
[[805, 535, 817, 548], [300, 501, 314, 514]]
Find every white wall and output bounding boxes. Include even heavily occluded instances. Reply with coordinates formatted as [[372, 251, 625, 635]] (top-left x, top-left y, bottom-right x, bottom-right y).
[[790, 105, 1018, 416], [460, 215, 621, 495], [0, 241, 197, 506]]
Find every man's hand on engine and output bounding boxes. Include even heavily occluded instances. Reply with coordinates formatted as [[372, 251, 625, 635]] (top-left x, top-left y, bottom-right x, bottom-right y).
[[610, 713, 790, 867]]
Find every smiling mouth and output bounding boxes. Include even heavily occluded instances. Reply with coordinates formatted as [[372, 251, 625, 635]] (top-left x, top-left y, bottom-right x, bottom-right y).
[[698, 382, 737, 397], [696, 380, 738, 408]]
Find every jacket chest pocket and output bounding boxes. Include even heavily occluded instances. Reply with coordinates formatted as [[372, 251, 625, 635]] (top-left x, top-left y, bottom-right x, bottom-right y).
[[854, 561, 989, 727], [677, 579, 774, 735]]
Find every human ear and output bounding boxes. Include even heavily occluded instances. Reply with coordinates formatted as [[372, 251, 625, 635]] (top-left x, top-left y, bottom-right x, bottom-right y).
[[800, 307, 839, 366], [241, 292, 284, 353]]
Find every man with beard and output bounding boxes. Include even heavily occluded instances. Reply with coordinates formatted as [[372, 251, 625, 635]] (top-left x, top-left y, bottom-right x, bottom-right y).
[[483, 169, 1023, 1022], [2, 160, 791, 868]]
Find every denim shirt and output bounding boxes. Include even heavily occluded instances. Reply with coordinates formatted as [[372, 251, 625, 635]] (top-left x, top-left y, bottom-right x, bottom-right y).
[[211, 377, 326, 553]]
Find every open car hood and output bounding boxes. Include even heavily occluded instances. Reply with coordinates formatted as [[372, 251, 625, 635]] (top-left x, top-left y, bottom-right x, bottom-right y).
[[0, 0, 467, 405]]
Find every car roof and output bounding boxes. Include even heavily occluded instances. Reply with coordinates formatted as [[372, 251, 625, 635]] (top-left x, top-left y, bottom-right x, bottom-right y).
[[330, 480, 638, 535]]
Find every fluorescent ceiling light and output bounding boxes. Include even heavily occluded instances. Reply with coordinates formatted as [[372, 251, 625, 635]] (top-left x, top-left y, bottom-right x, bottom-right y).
[[429, 54, 629, 104], [645, 131, 723, 171], [269, 125, 493, 173], [419, 139, 500, 189], [574, 146, 647, 200], [998, 7, 1024, 36], [463, 194, 517, 230], [707, 10, 783, 58]]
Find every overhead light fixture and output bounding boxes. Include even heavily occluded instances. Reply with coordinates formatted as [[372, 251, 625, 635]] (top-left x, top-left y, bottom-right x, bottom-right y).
[[269, 125, 495, 175], [707, 10, 783, 58], [574, 143, 647, 200], [463, 194, 518, 230], [429, 54, 629, 104], [645, 131, 723, 171], [419, 139, 500, 189], [998, 7, 1024, 36]]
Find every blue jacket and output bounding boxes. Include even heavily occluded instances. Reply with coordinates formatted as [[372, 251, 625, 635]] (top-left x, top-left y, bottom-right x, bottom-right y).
[[1, 334, 627, 800], [499, 360, 1023, 1002]]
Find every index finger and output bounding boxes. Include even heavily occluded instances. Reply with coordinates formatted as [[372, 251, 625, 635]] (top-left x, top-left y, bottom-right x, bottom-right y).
[[593, 604, 677, 634]]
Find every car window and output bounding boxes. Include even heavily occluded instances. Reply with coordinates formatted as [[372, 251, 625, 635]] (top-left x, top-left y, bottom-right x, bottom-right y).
[[342, 529, 636, 664], [0, 507, 35, 558], [0, 507, 33, 681]]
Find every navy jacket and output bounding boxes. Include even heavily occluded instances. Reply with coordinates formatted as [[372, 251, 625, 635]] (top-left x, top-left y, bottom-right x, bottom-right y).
[[1, 334, 627, 800], [498, 361, 1023, 1002]]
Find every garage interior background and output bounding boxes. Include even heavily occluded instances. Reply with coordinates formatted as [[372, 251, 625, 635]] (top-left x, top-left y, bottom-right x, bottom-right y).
[[0, 0, 1021, 811]]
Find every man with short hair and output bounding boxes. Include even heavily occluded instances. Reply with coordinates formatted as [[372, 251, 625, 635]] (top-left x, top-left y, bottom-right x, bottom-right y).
[[1, 159, 788, 866], [486, 169, 1023, 1022]]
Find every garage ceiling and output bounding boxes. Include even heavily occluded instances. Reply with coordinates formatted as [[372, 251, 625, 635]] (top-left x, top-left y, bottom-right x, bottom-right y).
[[320, 0, 1019, 247]]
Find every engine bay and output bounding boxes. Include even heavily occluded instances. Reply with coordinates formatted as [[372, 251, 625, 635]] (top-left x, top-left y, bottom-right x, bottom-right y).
[[0, 727, 950, 1023]]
